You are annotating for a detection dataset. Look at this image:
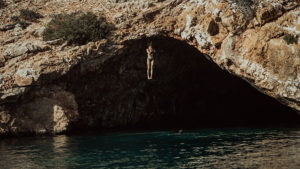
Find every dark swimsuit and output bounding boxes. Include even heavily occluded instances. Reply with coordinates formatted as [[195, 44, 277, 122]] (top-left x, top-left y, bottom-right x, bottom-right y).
[[147, 50, 155, 61]]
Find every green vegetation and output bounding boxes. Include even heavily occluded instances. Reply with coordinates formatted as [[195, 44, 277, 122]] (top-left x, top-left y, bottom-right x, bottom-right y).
[[20, 9, 43, 22], [42, 12, 114, 45], [0, 0, 6, 9], [284, 33, 298, 45], [11, 15, 30, 29], [232, 0, 255, 7], [9, 9, 43, 30]]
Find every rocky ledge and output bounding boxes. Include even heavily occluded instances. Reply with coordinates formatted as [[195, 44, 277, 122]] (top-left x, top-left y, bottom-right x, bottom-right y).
[[0, 0, 300, 135]]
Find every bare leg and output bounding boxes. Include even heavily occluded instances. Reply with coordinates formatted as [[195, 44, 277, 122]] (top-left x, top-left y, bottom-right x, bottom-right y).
[[147, 59, 151, 79], [150, 60, 154, 79]]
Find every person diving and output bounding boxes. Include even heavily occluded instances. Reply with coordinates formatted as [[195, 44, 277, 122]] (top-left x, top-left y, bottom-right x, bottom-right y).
[[146, 42, 156, 80]]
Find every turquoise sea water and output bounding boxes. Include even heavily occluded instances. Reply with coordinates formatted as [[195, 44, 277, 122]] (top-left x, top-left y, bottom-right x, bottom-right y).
[[0, 126, 300, 168]]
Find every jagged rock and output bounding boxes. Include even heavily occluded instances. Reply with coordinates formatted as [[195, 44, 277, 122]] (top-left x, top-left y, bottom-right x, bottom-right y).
[[4, 36, 20, 45], [207, 19, 219, 36], [0, 107, 11, 135], [0, 56, 5, 67], [0, 24, 15, 31], [45, 39, 63, 45], [0, 87, 26, 103], [31, 27, 45, 37], [0, 111, 10, 124], [14, 65, 37, 86], [4, 41, 50, 59], [12, 86, 78, 134], [4, 43, 28, 58], [0, 0, 300, 135]]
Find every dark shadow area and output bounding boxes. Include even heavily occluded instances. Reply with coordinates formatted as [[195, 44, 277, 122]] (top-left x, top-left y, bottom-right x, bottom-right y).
[[60, 37, 300, 131]]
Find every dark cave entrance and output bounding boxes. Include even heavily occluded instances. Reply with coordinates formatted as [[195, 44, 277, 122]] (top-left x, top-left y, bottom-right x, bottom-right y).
[[62, 37, 300, 130]]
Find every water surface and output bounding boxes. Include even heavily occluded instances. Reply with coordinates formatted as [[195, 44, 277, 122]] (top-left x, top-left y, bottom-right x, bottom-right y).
[[1, 126, 300, 168]]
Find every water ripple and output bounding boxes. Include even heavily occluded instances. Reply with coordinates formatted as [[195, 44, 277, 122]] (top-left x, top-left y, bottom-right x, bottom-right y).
[[0, 126, 300, 168]]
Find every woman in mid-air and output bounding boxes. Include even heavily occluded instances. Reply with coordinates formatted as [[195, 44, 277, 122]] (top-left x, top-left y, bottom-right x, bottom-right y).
[[146, 42, 155, 80]]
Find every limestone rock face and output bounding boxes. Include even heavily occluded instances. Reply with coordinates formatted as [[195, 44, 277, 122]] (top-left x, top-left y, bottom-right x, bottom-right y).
[[4, 41, 50, 59], [0, 0, 300, 135], [0, 86, 78, 135], [15, 87, 78, 134]]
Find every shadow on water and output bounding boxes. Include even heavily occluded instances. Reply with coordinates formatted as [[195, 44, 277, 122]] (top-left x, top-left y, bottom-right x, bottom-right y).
[[61, 36, 300, 131]]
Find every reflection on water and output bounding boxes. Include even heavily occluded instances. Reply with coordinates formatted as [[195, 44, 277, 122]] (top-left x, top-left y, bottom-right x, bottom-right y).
[[0, 126, 300, 168]]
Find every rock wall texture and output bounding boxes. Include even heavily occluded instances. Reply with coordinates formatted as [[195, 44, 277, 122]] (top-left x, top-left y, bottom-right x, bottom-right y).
[[0, 0, 300, 135]]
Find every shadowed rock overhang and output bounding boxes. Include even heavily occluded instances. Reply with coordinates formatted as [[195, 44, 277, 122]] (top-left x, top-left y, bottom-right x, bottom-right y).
[[60, 37, 300, 130], [1, 0, 300, 135]]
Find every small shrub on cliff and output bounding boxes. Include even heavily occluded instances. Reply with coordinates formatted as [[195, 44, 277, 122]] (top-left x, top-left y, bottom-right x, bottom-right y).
[[283, 34, 298, 45], [20, 9, 43, 22], [0, 0, 6, 9], [8, 9, 42, 30], [42, 12, 114, 45], [11, 16, 30, 29]]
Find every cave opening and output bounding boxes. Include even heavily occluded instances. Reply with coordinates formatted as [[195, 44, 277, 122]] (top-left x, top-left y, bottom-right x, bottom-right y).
[[62, 37, 300, 131]]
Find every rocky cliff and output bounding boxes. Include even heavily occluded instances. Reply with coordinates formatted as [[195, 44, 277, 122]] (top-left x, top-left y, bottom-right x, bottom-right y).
[[1, 0, 300, 135]]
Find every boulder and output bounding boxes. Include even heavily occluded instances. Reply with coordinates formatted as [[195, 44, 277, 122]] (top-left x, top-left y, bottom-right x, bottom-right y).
[[15, 87, 79, 134], [14, 65, 37, 86]]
